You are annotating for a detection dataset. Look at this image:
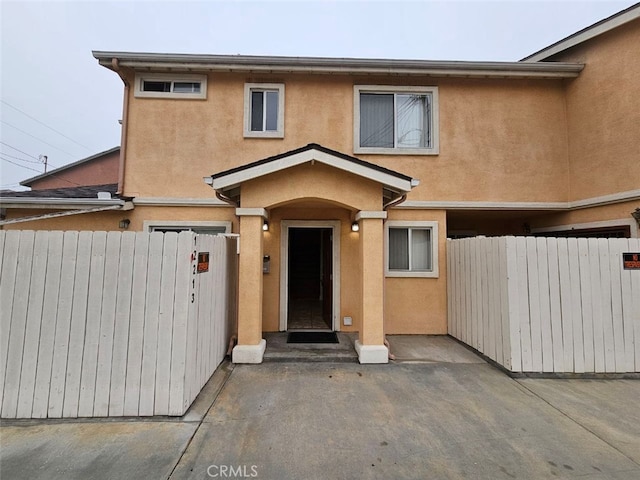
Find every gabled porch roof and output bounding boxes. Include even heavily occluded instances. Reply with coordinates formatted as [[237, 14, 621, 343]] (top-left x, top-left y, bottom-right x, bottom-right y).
[[204, 143, 419, 197]]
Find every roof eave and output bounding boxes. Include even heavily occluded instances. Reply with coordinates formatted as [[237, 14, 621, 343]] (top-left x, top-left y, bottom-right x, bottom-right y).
[[522, 4, 640, 62], [0, 197, 125, 209], [93, 51, 583, 78]]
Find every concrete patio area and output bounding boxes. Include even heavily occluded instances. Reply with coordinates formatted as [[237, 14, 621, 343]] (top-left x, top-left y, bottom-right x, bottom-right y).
[[2, 335, 639, 479]]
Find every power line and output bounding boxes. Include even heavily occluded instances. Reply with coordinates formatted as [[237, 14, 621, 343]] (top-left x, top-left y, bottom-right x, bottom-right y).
[[1, 156, 45, 174], [1, 120, 77, 157], [0, 151, 43, 164], [1, 100, 93, 151], [0, 156, 82, 186], [0, 141, 40, 159]]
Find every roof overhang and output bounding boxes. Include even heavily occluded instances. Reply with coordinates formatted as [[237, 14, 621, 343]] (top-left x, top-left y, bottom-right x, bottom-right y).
[[0, 197, 129, 210], [94, 51, 583, 79], [522, 4, 640, 62], [204, 144, 418, 198]]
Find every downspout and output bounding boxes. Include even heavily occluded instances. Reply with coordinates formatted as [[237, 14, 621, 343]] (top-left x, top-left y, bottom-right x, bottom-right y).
[[215, 190, 238, 207], [112, 58, 130, 196], [383, 194, 407, 211]]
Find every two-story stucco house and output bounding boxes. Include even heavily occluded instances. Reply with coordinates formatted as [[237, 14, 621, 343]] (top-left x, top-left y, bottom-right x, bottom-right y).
[[3, 5, 638, 364]]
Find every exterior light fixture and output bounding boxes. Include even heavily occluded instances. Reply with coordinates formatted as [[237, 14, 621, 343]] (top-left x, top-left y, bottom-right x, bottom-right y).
[[632, 208, 640, 226], [119, 219, 131, 229], [263, 220, 269, 231], [351, 221, 359, 232]]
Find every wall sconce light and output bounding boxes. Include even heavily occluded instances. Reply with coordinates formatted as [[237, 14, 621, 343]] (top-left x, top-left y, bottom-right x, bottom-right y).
[[263, 220, 269, 231], [632, 208, 640, 226], [119, 219, 131, 229], [351, 221, 359, 232]]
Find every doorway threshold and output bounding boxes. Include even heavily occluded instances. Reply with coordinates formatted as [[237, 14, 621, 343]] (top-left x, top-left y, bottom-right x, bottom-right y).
[[263, 332, 358, 363]]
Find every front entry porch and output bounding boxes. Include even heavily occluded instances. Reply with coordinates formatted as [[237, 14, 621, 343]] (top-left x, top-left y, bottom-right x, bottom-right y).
[[204, 144, 419, 364]]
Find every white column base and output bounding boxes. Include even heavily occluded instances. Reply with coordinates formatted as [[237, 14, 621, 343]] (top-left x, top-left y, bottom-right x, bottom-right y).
[[232, 339, 266, 364], [355, 340, 389, 364]]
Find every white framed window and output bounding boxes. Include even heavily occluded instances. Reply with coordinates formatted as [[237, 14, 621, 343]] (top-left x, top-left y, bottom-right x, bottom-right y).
[[385, 221, 439, 278], [354, 85, 439, 155], [134, 73, 207, 99], [243, 83, 285, 138], [144, 220, 231, 235]]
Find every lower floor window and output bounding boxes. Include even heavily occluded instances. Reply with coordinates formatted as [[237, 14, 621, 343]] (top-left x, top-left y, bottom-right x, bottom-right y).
[[144, 221, 231, 236], [386, 221, 439, 277]]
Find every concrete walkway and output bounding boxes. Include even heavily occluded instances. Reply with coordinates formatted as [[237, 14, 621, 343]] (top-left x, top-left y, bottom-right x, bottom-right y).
[[2, 336, 639, 480]]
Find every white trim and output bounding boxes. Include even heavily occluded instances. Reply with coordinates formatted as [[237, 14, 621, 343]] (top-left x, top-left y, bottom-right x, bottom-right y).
[[385, 220, 439, 278], [236, 207, 268, 219], [143, 220, 232, 234], [522, 6, 640, 62], [211, 148, 414, 193], [569, 189, 640, 210], [398, 190, 640, 211], [353, 85, 439, 155], [0, 197, 125, 209], [354, 341, 389, 364], [355, 211, 387, 221], [243, 83, 285, 138], [232, 340, 266, 364], [132, 197, 229, 206], [96, 52, 583, 78], [279, 220, 341, 332], [531, 218, 639, 239], [133, 73, 207, 99], [0, 205, 123, 226]]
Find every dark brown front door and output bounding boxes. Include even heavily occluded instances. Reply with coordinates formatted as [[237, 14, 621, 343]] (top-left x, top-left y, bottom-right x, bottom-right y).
[[287, 227, 333, 330]]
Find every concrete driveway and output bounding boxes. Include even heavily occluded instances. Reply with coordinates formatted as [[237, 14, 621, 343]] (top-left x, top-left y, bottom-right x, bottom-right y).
[[2, 336, 639, 480]]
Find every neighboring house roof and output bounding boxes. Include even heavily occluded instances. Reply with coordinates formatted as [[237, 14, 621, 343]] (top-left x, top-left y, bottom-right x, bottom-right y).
[[94, 51, 583, 79], [206, 143, 418, 195], [20, 146, 120, 187], [522, 3, 640, 62], [1, 183, 118, 199]]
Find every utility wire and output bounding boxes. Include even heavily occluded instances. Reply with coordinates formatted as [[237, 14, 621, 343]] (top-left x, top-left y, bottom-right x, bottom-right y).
[[1, 120, 77, 157], [0, 156, 83, 186], [0, 141, 40, 159], [1, 100, 92, 151], [0, 151, 43, 164]]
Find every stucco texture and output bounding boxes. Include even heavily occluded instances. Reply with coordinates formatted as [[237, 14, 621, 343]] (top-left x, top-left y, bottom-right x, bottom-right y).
[[549, 19, 640, 201]]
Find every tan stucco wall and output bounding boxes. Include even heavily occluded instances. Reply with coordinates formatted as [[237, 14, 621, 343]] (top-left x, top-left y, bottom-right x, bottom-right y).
[[385, 209, 448, 334], [122, 71, 570, 205], [1, 209, 125, 231], [548, 19, 640, 201]]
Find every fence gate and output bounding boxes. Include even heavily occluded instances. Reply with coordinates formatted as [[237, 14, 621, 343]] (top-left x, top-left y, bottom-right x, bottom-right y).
[[447, 236, 640, 374], [0, 230, 237, 419]]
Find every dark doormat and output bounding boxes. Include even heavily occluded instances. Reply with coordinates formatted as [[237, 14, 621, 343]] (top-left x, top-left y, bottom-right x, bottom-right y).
[[287, 331, 339, 344]]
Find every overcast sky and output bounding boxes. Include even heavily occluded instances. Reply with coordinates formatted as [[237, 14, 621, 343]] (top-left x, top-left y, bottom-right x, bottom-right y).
[[0, 0, 636, 190]]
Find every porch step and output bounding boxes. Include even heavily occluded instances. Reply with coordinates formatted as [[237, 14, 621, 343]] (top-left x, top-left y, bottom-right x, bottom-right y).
[[262, 332, 359, 363]]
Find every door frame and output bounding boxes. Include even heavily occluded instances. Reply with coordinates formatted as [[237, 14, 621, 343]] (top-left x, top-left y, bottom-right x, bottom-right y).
[[279, 220, 341, 331]]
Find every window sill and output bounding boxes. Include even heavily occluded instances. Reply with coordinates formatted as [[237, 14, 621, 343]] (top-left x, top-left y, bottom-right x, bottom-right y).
[[354, 147, 439, 155], [386, 270, 439, 278], [243, 131, 284, 139]]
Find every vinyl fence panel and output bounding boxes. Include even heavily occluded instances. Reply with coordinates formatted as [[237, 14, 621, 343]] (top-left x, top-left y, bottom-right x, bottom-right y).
[[0, 231, 237, 419], [448, 236, 640, 374]]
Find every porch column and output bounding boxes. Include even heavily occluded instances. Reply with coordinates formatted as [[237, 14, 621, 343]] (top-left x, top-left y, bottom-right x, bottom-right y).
[[232, 208, 268, 363], [355, 211, 389, 364]]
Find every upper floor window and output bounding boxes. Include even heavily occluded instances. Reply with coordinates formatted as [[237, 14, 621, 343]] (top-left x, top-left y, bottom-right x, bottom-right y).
[[134, 73, 207, 99], [244, 83, 285, 138], [354, 85, 439, 155]]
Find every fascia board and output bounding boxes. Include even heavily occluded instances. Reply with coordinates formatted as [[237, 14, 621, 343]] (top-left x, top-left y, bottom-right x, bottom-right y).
[[211, 148, 413, 193]]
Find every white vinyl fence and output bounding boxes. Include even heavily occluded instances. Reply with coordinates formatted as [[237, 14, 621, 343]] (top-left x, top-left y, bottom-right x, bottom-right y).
[[447, 236, 640, 374], [0, 230, 237, 419]]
